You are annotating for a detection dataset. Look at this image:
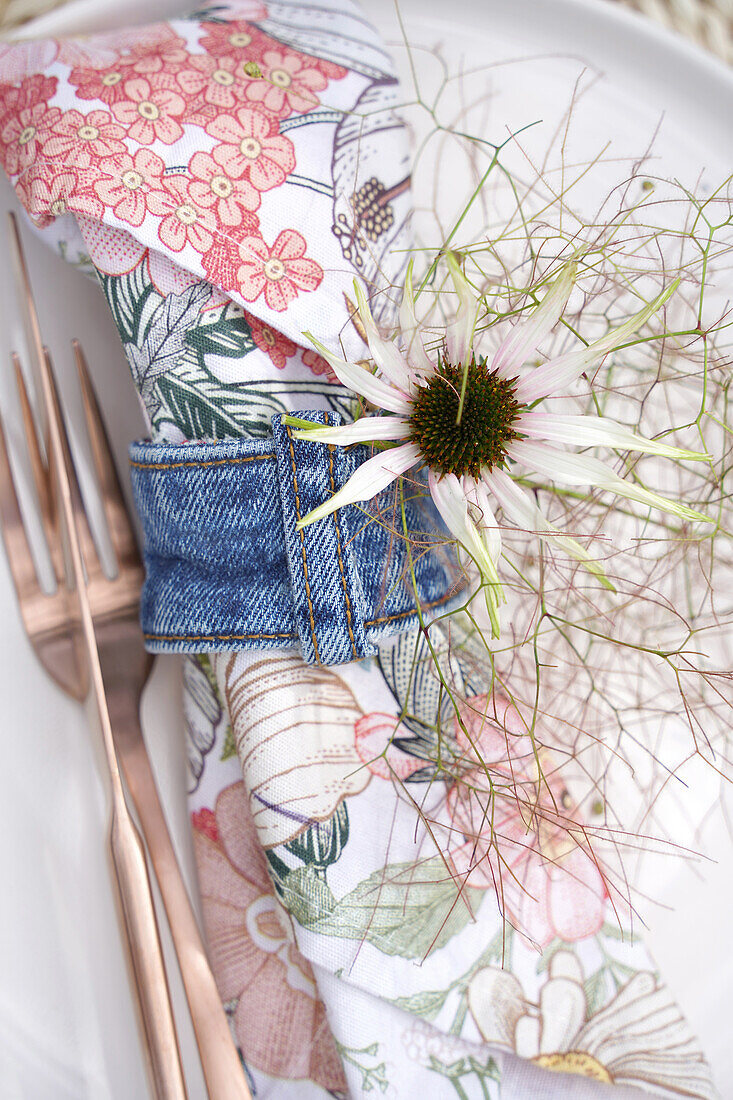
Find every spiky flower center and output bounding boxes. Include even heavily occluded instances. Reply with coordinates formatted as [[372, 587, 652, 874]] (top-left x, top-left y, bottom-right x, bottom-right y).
[[409, 357, 524, 478]]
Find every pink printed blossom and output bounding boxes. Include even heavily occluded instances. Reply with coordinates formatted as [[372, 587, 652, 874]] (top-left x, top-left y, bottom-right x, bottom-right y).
[[245, 49, 327, 117], [205, 106, 295, 191], [236, 229, 323, 311], [246, 313, 297, 369], [176, 54, 247, 113], [111, 77, 185, 145], [446, 693, 607, 947], [302, 348, 338, 382], [0, 97, 61, 176], [198, 17, 268, 60], [200, 217, 260, 292], [43, 108, 126, 165], [69, 63, 133, 107], [193, 782, 346, 1091], [93, 148, 165, 227], [147, 174, 216, 254], [117, 32, 188, 78], [17, 166, 104, 227], [188, 149, 259, 225], [59, 23, 182, 70], [354, 713, 427, 781], [0, 40, 58, 84]]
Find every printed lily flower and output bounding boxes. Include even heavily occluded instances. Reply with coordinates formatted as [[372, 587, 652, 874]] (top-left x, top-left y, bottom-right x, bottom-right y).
[[294, 260, 710, 636]]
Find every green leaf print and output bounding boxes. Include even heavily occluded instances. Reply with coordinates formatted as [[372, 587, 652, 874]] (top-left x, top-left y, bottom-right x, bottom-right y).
[[98, 263, 160, 346], [285, 802, 349, 871], [305, 857, 485, 958], [185, 311, 257, 360]]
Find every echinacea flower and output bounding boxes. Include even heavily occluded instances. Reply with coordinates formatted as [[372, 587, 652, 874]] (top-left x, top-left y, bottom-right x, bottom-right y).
[[293, 260, 710, 636]]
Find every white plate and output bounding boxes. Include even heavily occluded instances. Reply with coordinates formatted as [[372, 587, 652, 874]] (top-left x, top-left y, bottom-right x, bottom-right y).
[[1, 1, 731, 1097]]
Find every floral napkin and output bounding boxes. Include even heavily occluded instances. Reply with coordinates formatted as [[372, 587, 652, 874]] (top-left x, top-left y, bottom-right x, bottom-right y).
[[0, 2, 720, 1097]]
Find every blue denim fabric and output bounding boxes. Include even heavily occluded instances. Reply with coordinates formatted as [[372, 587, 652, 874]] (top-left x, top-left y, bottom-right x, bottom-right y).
[[129, 411, 463, 665]]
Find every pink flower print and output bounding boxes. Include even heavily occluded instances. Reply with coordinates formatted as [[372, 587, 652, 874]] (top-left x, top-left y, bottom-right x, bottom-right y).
[[188, 150, 259, 226], [354, 713, 427, 781], [198, 17, 268, 59], [69, 63, 133, 107], [147, 175, 215, 254], [192, 782, 346, 1092], [176, 54, 247, 113], [205, 106, 295, 191], [302, 348, 338, 382], [43, 109, 127, 166], [448, 778, 608, 947], [200, 217, 260, 293], [111, 77, 185, 145], [236, 230, 323, 311], [245, 49, 327, 117], [117, 32, 188, 78], [191, 806, 219, 842], [59, 23, 180, 69], [309, 56, 348, 81], [0, 39, 59, 84], [445, 692, 607, 947], [18, 166, 104, 227], [74, 216, 147, 276], [0, 99, 61, 176], [93, 148, 165, 227], [245, 312, 297, 370]]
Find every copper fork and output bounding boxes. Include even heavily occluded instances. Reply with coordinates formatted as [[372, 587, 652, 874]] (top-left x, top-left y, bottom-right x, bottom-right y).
[[1, 214, 251, 1100]]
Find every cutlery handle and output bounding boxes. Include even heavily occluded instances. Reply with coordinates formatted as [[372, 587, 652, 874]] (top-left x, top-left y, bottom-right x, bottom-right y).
[[118, 725, 252, 1100], [110, 796, 188, 1100]]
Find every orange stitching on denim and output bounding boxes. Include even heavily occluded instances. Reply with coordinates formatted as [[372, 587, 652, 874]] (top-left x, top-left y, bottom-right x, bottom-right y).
[[364, 584, 463, 627], [328, 435, 359, 661], [286, 426, 322, 664], [144, 630, 295, 641], [130, 454, 271, 471], [143, 587, 463, 646]]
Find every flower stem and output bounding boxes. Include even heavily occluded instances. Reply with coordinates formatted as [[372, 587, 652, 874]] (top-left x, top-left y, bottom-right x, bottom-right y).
[[455, 358, 470, 425]]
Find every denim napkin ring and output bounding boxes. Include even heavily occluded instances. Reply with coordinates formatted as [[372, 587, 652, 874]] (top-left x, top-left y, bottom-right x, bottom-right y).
[[129, 411, 462, 666]]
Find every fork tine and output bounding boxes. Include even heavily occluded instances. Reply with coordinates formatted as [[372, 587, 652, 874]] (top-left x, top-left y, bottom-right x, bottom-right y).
[[0, 379, 86, 700], [72, 340, 141, 569], [0, 403, 43, 604], [13, 352, 67, 585], [41, 348, 101, 583], [7, 213, 49, 440]]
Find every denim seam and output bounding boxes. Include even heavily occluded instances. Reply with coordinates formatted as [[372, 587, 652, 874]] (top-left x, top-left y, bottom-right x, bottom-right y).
[[143, 630, 297, 642], [366, 586, 459, 626], [285, 424, 322, 665], [328, 438, 359, 662], [130, 454, 272, 471], [140, 586, 460, 645]]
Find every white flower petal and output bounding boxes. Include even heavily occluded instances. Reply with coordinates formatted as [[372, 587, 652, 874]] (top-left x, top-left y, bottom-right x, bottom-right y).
[[399, 260, 435, 376], [353, 280, 416, 394], [538, 976, 586, 1054], [428, 469, 504, 636], [468, 967, 527, 1046], [293, 416, 411, 446], [305, 332, 411, 415], [492, 263, 576, 379], [515, 280, 679, 403], [518, 412, 710, 461], [445, 254, 479, 365], [508, 440, 711, 524], [483, 467, 614, 590], [464, 475, 503, 564], [296, 442, 421, 528]]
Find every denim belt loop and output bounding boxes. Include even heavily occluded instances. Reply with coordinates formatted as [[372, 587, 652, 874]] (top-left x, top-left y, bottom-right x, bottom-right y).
[[271, 412, 372, 665], [129, 410, 462, 665]]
